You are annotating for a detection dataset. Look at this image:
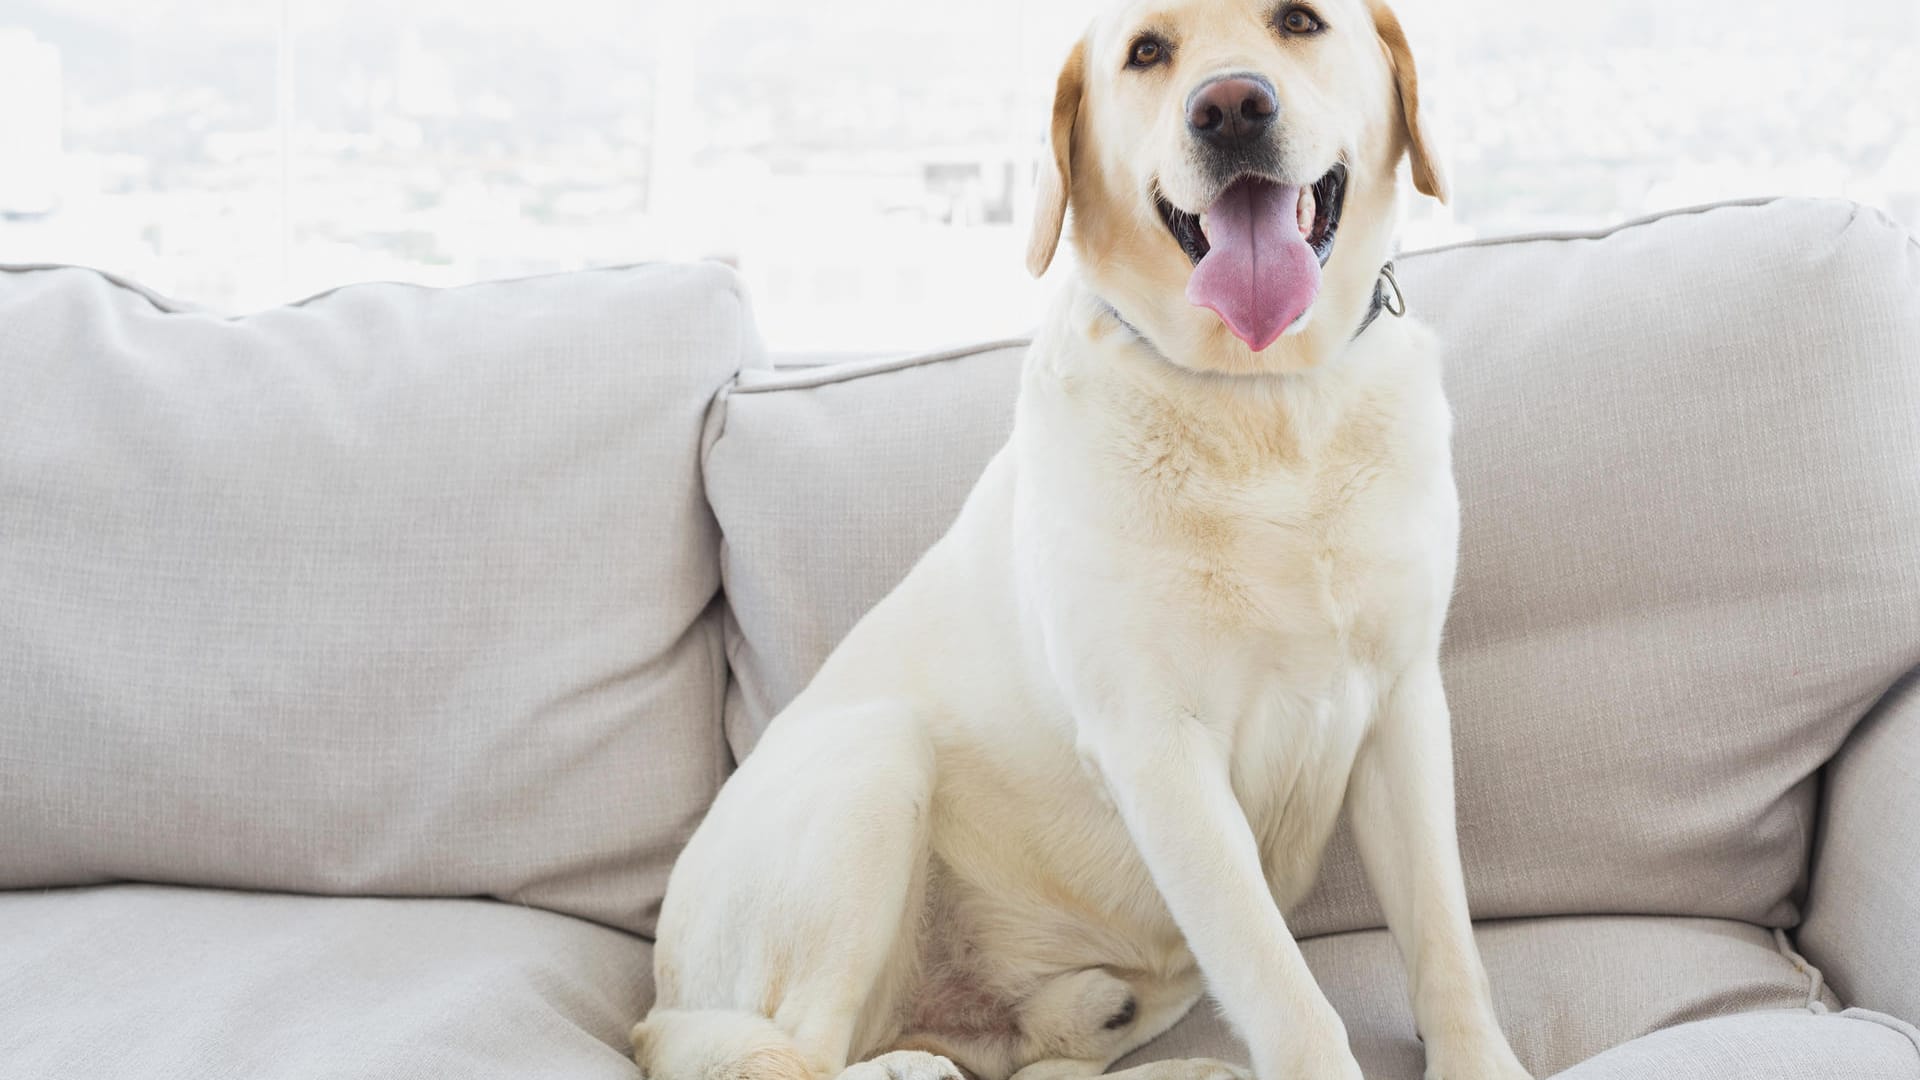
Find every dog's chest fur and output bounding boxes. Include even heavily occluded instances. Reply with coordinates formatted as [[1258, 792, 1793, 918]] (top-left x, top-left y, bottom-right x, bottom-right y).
[[1016, 315, 1457, 905], [1031, 317, 1455, 678], [1120, 370, 1428, 647]]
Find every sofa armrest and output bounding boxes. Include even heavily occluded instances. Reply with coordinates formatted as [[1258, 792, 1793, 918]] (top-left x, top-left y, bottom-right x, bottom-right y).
[[1800, 668, 1920, 1022]]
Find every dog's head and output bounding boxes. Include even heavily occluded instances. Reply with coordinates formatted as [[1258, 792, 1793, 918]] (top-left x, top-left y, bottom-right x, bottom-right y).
[[1028, 0, 1448, 375]]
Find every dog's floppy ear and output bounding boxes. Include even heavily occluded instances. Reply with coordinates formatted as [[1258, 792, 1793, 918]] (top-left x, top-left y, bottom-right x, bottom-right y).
[[1027, 37, 1087, 278], [1369, 1, 1450, 205]]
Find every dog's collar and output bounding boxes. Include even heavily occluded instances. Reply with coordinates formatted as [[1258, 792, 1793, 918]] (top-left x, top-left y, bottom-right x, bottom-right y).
[[1096, 262, 1407, 360]]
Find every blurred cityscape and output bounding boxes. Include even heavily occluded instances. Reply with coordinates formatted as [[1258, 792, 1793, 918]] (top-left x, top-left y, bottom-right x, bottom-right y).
[[1, 0, 1916, 353]]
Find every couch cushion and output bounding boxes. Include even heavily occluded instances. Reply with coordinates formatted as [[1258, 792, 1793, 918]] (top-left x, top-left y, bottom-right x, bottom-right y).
[[1549, 1011, 1920, 1079], [710, 341, 1026, 755], [703, 198, 1920, 932], [1115, 916, 1851, 1079], [0, 262, 761, 935], [1801, 667, 1920, 1023], [0, 884, 652, 1080]]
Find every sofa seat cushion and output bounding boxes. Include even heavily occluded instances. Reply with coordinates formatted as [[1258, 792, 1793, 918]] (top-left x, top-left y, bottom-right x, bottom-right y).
[[0, 884, 651, 1080], [1116, 915, 1857, 1079], [0, 261, 762, 935], [704, 198, 1920, 936], [1551, 1010, 1920, 1079]]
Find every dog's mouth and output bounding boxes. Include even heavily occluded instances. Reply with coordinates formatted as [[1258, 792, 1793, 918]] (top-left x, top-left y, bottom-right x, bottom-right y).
[[1156, 163, 1348, 351], [1155, 162, 1347, 268]]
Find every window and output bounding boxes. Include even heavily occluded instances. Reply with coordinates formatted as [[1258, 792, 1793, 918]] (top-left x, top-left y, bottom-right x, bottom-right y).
[[3, 0, 1915, 354]]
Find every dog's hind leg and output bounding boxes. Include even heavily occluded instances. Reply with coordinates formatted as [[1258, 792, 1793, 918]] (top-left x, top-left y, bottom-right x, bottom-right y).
[[637, 699, 939, 1080], [634, 1010, 817, 1080]]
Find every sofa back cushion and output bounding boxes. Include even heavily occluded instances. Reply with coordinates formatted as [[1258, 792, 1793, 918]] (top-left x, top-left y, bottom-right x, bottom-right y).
[[0, 262, 759, 935], [704, 199, 1920, 933]]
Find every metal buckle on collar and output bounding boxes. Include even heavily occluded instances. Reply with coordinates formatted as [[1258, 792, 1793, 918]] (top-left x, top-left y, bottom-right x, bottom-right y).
[[1352, 261, 1405, 341], [1379, 261, 1406, 319]]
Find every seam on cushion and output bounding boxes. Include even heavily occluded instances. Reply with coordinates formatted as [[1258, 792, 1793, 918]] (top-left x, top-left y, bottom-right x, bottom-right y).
[[1297, 912, 1779, 944], [700, 374, 740, 488], [1812, 199, 1898, 268], [1774, 928, 1831, 1013], [0, 261, 209, 314], [1786, 778, 1814, 927], [1841, 201, 1920, 250], [1835, 1009, 1920, 1066], [701, 269, 743, 787], [730, 338, 1031, 394], [720, 617, 756, 765], [703, 306, 750, 576], [1806, 665, 1920, 913], [0, 258, 732, 319], [694, 278, 757, 787], [706, 596, 731, 786], [699, 367, 742, 778], [699, 377, 737, 723], [1396, 195, 1797, 258]]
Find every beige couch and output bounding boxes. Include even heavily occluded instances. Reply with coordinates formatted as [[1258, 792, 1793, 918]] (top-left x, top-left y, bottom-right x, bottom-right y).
[[2, 197, 1916, 1079]]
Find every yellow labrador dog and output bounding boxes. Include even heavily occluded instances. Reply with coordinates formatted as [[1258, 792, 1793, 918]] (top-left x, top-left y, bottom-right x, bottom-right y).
[[634, 2, 1531, 1079]]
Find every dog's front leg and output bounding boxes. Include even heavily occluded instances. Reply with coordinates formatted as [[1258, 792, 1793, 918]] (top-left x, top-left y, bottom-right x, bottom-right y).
[[1082, 708, 1362, 1080], [1348, 662, 1531, 1080]]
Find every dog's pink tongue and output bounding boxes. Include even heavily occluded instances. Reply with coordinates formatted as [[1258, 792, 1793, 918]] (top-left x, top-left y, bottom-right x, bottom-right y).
[[1185, 177, 1322, 352]]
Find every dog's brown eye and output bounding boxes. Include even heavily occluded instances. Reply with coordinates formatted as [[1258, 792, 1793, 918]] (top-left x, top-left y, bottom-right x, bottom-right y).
[[1280, 7, 1323, 34], [1128, 38, 1165, 68]]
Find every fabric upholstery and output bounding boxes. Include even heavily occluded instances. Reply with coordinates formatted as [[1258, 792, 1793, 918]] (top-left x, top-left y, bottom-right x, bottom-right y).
[[702, 198, 1920, 935], [6, 889, 1890, 1080], [0, 262, 762, 935], [710, 342, 1026, 757], [1802, 667, 1920, 1023], [1548, 1011, 1920, 1079], [1114, 916, 1850, 1079], [0, 884, 652, 1080], [1292, 199, 1920, 936]]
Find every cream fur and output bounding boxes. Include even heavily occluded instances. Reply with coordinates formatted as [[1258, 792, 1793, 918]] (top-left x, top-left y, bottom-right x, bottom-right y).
[[636, 2, 1529, 1079]]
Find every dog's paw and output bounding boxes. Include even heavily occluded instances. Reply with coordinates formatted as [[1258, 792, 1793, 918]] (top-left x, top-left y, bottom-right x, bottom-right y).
[[838, 1050, 967, 1080]]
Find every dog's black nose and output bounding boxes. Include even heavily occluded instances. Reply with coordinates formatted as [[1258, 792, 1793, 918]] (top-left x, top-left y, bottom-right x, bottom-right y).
[[1186, 74, 1278, 148]]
